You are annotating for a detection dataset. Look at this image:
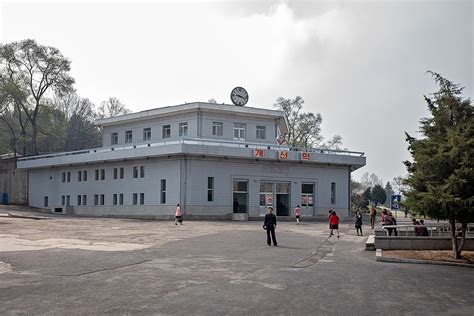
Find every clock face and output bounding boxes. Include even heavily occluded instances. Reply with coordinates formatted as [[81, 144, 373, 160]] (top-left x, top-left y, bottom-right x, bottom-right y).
[[230, 87, 249, 106]]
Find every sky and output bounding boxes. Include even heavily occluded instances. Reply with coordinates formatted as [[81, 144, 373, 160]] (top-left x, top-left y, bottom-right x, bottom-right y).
[[1, 0, 472, 183]]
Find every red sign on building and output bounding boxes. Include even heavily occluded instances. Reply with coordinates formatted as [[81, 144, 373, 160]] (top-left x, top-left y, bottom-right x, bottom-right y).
[[301, 152, 311, 160], [254, 148, 265, 158], [279, 150, 288, 160]]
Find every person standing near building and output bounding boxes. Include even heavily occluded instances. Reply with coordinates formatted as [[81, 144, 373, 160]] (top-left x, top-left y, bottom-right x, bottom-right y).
[[294, 205, 302, 225], [355, 210, 363, 236], [175, 203, 183, 225], [263, 207, 277, 246], [370, 207, 377, 229], [329, 210, 340, 238]]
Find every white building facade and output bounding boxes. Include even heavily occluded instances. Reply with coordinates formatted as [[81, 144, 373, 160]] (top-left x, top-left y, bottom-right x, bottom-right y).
[[17, 102, 366, 220]]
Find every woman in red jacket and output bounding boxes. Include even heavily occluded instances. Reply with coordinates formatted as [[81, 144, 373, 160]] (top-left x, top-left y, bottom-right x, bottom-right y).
[[329, 211, 340, 238]]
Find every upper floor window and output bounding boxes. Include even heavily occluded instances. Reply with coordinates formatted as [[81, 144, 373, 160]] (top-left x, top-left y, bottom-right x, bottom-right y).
[[125, 130, 133, 143], [111, 132, 118, 145], [256, 126, 266, 140], [162, 125, 171, 139], [179, 122, 188, 137], [212, 122, 223, 136], [143, 128, 151, 141], [233, 123, 246, 140]]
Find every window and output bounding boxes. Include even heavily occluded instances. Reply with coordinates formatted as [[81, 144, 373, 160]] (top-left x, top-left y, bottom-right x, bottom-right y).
[[161, 179, 166, 204], [179, 122, 188, 137], [44, 196, 48, 207], [95, 169, 99, 181], [301, 183, 314, 207], [233, 123, 246, 140], [119, 194, 124, 205], [100, 194, 105, 206], [162, 125, 171, 138], [78, 171, 82, 182], [212, 122, 223, 136], [61, 195, 65, 206], [67, 172, 71, 182], [94, 194, 99, 206], [62, 172, 66, 183], [331, 182, 336, 204], [83, 170, 88, 181], [82, 195, 87, 206], [111, 132, 118, 145], [113, 168, 118, 179], [133, 193, 138, 205], [119, 167, 124, 179], [133, 167, 138, 178], [125, 130, 133, 143], [256, 126, 266, 139], [66, 195, 70, 206], [207, 177, 214, 202], [140, 166, 145, 178], [113, 194, 118, 206], [77, 195, 81, 206], [100, 169, 105, 180], [140, 193, 145, 205], [143, 128, 151, 141]]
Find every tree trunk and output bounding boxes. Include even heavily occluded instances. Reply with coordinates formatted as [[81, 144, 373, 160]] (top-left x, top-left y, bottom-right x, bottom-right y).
[[450, 219, 460, 259], [456, 223, 467, 259]]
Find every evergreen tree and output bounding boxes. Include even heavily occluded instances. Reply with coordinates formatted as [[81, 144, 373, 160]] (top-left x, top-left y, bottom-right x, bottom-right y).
[[404, 72, 473, 259], [371, 184, 387, 206]]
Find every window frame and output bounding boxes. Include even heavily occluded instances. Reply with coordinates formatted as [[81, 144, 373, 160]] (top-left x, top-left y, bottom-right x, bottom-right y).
[[111, 132, 118, 145], [160, 179, 166, 204], [179, 122, 188, 137], [162, 124, 171, 139], [233, 123, 246, 140], [125, 130, 133, 143], [207, 177, 214, 202], [331, 182, 336, 205], [212, 121, 223, 136], [143, 127, 151, 141], [256, 125, 266, 140]]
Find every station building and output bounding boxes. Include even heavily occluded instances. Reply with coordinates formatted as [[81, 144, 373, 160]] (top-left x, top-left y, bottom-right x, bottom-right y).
[[17, 102, 366, 220]]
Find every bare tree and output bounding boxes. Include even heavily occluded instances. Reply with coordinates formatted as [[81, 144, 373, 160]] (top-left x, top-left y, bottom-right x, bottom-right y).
[[97, 97, 130, 118], [0, 39, 74, 154]]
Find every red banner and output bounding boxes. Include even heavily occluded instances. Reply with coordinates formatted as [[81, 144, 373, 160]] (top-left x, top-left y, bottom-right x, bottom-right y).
[[279, 151, 288, 160], [254, 148, 264, 158], [301, 152, 311, 160]]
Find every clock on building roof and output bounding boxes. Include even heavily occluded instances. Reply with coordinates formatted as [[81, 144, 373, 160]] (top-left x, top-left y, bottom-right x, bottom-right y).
[[230, 87, 249, 106]]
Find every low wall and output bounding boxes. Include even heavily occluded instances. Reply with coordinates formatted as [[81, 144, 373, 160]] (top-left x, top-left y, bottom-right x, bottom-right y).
[[375, 236, 474, 250]]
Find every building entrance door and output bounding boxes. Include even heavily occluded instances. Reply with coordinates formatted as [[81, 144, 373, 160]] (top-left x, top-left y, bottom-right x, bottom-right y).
[[259, 181, 273, 216], [276, 182, 290, 216], [233, 180, 248, 213]]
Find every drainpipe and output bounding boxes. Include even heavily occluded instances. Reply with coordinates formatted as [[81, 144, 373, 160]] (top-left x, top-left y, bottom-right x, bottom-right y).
[[348, 166, 351, 217]]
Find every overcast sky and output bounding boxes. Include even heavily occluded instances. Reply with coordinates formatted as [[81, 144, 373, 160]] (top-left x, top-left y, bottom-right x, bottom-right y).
[[1, 0, 472, 183]]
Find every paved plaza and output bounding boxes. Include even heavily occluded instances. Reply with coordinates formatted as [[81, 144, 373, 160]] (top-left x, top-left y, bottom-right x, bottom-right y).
[[0, 210, 473, 315]]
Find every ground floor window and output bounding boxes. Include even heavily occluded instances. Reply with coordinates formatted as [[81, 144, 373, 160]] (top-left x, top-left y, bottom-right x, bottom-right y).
[[140, 193, 145, 205], [161, 179, 166, 204], [233, 180, 248, 213], [119, 194, 124, 205], [44, 196, 48, 207], [82, 195, 87, 206]]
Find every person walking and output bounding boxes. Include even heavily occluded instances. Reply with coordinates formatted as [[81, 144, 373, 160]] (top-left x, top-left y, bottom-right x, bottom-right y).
[[329, 210, 340, 238], [263, 207, 277, 246], [355, 210, 363, 236], [370, 207, 377, 229], [294, 205, 302, 225], [175, 203, 183, 225]]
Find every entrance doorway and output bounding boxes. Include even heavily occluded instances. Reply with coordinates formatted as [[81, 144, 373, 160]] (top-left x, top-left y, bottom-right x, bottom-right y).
[[233, 180, 248, 213], [259, 181, 290, 216]]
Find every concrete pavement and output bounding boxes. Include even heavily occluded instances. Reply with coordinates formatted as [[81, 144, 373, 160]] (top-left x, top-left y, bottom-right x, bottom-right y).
[[0, 210, 473, 315]]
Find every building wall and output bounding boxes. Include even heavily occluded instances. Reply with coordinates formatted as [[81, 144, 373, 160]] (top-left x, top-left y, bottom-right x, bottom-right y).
[[27, 155, 350, 219], [183, 157, 349, 217], [101, 113, 198, 147], [101, 110, 278, 147], [28, 157, 181, 216], [0, 158, 28, 205]]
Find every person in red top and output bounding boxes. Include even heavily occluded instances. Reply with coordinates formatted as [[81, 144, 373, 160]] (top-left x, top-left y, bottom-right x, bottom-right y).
[[329, 210, 340, 238]]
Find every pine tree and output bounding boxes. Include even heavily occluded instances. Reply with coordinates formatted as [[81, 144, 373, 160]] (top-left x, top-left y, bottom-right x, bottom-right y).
[[404, 72, 473, 259]]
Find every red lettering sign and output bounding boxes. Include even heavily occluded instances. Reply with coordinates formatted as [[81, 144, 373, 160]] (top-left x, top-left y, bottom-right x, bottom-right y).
[[279, 151, 288, 160], [254, 148, 264, 158], [302, 152, 311, 160]]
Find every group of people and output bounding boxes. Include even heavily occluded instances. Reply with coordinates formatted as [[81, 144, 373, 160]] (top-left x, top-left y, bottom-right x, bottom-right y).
[[412, 218, 429, 236]]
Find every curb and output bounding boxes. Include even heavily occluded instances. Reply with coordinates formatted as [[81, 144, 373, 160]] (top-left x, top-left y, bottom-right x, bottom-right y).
[[376, 249, 474, 268], [7, 213, 49, 220]]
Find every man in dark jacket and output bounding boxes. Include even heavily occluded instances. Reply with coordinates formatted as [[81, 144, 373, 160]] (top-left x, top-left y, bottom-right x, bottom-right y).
[[263, 207, 277, 246]]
